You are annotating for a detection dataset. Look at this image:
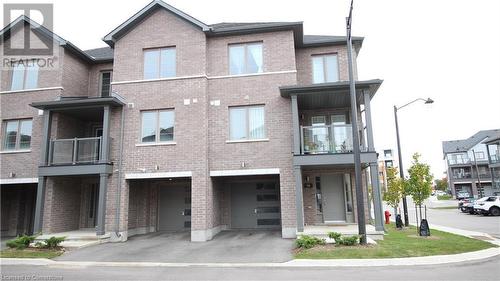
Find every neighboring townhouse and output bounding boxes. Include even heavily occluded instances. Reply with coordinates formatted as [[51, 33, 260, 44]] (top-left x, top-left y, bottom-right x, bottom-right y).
[[378, 148, 396, 192], [442, 129, 500, 199], [484, 135, 500, 192], [0, 0, 384, 241]]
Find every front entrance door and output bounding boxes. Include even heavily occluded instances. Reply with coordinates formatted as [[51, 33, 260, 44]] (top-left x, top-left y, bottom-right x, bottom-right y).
[[321, 174, 346, 222], [159, 185, 191, 231]]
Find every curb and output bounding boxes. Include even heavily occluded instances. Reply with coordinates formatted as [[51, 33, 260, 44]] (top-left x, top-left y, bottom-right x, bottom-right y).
[[1, 248, 499, 268]]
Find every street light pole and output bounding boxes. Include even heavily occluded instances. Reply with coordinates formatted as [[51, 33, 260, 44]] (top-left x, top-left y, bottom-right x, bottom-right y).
[[394, 98, 434, 227], [394, 106, 409, 226], [346, 0, 367, 245]]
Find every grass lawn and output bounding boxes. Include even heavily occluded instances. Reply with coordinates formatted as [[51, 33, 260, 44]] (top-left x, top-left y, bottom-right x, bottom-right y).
[[294, 224, 496, 259], [431, 206, 459, 210], [0, 248, 63, 259]]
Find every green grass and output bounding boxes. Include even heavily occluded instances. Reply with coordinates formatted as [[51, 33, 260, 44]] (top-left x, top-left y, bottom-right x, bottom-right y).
[[294, 224, 496, 259], [437, 194, 453, 200], [0, 248, 63, 259], [431, 206, 459, 210]]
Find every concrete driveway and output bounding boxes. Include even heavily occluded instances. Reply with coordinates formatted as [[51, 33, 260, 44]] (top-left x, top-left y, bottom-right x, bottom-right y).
[[56, 230, 294, 263]]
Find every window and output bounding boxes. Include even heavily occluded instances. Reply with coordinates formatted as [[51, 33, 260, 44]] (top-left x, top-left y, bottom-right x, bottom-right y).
[[312, 54, 339, 84], [2, 119, 32, 150], [143, 47, 176, 79], [229, 42, 263, 75], [475, 151, 485, 160], [140, 109, 175, 143], [229, 106, 265, 140], [99, 71, 112, 97], [384, 149, 393, 158], [10, 61, 39, 90]]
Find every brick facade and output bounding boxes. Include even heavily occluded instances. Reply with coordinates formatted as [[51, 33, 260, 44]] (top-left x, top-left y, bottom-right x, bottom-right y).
[[1, 2, 377, 242]]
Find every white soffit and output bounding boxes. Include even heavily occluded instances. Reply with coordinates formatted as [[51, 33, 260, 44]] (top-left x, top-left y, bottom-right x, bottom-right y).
[[210, 168, 280, 177], [125, 171, 192, 180]]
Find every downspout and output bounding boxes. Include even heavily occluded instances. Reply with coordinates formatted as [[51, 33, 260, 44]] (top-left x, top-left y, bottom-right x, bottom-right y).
[[115, 105, 125, 238]]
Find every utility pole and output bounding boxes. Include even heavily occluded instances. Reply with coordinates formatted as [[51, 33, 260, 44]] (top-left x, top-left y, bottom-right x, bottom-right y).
[[346, 0, 367, 245]]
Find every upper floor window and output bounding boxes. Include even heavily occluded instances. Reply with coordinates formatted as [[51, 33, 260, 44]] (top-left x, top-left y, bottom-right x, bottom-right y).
[[312, 54, 339, 84], [141, 109, 175, 143], [229, 105, 265, 140], [2, 119, 32, 150], [143, 47, 176, 80], [474, 151, 485, 160], [384, 149, 393, 158], [229, 42, 263, 75], [11, 61, 39, 91], [99, 71, 112, 97]]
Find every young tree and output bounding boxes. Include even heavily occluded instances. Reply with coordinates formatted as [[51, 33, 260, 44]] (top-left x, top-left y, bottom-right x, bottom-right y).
[[407, 153, 433, 220], [383, 166, 404, 211], [434, 178, 448, 191]]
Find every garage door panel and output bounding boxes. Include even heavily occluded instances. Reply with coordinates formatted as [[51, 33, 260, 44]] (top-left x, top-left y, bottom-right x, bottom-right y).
[[159, 185, 191, 231], [231, 181, 281, 229]]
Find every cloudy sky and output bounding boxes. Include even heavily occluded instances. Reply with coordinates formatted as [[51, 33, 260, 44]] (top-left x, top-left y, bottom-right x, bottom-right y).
[[3, 0, 499, 178]]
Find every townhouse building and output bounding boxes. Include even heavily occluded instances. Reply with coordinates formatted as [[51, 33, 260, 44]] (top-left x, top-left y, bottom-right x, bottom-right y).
[[378, 148, 397, 192], [442, 129, 500, 199], [0, 0, 384, 241]]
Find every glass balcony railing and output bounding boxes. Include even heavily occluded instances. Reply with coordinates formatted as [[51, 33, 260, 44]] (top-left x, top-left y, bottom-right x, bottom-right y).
[[301, 124, 359, 154], [448, 158, 471, 165], [490, 154, 500, 164], [49, 137, 102, 165]]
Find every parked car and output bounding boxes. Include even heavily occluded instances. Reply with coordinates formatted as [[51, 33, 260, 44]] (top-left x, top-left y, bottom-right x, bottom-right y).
[[473, 196, 500, 216], [436, 190, 447, 196], [462, 197, 492, 214], [456, 191, 470, 200], [459, 198, 476, 213]]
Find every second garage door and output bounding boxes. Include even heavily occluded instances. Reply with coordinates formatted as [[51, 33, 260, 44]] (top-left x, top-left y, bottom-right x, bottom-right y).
[[230, 181, 281, 229]]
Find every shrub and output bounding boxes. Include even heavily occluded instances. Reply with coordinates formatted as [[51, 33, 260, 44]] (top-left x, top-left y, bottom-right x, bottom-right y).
[[295, 235, 325, 249], [44, 236, 65, 248], [338, 235, 360, 246], [6, 235, 37, 249], [437, 194, 452, 200], [327, 232, 342, 242]]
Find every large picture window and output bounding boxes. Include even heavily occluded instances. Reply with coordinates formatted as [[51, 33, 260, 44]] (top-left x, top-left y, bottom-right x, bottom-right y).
[[143, 47, 176, 79], [229, 42, 263, 75], [229, 105, 265, 140], [11, 62, 39, 91], [2, 119, 32, 150], [141, 110, 175, 143], [312, 54, 339, 84]]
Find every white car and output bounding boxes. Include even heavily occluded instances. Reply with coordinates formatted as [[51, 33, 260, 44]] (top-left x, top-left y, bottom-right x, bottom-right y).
[[436, 190, 447, 196], [473, 196, 500, 216]]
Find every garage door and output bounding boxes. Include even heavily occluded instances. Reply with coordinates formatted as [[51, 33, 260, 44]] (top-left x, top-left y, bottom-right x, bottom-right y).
[[158, 185, 191, 231], [231, 181, 281, 229]]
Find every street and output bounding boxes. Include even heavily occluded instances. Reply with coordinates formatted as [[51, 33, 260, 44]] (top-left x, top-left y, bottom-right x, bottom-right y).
[[388, 196, 500, 238], [1, 257, 500, 281]]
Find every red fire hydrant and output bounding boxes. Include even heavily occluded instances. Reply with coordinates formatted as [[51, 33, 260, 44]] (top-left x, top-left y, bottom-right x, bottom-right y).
[[384, 210, 391, 224]]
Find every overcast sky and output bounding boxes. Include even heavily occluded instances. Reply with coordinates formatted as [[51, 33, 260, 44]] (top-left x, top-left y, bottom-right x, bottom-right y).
[[3, 0, 499, 178]]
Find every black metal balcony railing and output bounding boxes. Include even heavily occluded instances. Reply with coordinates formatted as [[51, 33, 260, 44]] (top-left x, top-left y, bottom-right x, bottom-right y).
[[48, 137, 102, 165]]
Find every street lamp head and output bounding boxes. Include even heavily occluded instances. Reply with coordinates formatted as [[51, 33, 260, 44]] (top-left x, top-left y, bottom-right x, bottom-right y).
[[425, 98, 434, 104]]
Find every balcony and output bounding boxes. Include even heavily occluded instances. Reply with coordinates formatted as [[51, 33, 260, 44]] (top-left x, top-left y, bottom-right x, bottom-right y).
[[301, 124, 354, 154], [49, 137, 102, 165], [453, 173, 472, 180]]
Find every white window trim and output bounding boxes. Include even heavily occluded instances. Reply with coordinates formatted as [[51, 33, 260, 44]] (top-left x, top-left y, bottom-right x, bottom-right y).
[[226, 138, 269, 144], [311, 53, 340, 84], [228, 42, 264, 75], [140, 109, 175, 144], [0, 149, 31, 154], [228, 105, 266, 141], [0, 86, 63, 95], [0, 177, 38, 184], [143, 47, 176, 80]]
